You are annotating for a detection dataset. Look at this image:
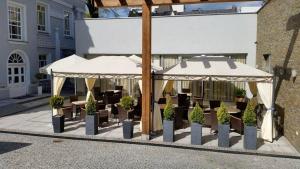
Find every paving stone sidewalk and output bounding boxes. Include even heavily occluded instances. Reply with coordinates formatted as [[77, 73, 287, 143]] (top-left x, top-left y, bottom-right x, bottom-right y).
[[0, 94, 50, 117]]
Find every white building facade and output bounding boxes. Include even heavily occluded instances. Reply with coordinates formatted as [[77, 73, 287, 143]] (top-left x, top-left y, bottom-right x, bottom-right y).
[[76, 13, 258, 100], [0, 0, 85, 99]]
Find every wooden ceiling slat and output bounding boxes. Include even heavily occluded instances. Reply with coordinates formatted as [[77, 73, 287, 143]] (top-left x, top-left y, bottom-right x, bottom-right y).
[[94, 0, 261, 8]]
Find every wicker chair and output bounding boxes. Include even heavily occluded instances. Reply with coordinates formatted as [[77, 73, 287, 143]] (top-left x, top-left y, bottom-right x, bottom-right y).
[[98, 110, 109, 126], [210, 110, 218, 133], [209, 100, 221, 109], [230, 101, 248, 134], [62, 107, 73, 120], [96, 103, 106, 111], [174, 107, 185, 129], [230, 115, 244, 134]]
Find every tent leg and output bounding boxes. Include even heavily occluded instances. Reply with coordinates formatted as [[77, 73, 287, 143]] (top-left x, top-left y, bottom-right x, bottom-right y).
[[74, 78, 77, 96]]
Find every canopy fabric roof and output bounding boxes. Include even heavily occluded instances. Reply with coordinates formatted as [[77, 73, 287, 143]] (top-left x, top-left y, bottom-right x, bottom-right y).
[[39, 54, 87, 75], [155, 56, 273, 82], [51, 55, 162, 79]]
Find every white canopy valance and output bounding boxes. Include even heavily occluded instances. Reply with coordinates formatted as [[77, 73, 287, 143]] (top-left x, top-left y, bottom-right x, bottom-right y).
[[155, 56, 273, 82], [50, 55, 162, 79]]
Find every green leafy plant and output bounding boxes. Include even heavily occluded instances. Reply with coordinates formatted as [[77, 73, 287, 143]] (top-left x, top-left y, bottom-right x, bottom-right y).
[[217, 102, 230, 125], [35, 73, 45, 80], [49, 95, 64, 109], [163, 98, 174, 121], [189, 103, 205, 124], [120, 96, 134, 111], [243, 100, 257, 126], [85, 95, 96, 115], [235, 88, 246, 98]]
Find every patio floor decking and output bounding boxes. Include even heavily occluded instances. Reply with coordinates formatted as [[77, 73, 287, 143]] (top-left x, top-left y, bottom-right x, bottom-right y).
[[0, 105, 298, 155]]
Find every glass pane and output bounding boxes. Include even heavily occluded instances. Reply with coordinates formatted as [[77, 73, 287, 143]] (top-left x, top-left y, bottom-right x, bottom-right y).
[[21, 76, 24, 82], [21, 67, 24, 74], [14, 76, 19, 83], [14, 68, 19, 74], [8, 68, 11, 75], [8, 77, 12, 84]]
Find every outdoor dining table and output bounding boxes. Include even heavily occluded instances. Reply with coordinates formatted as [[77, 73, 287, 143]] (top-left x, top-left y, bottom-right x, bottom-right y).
[[71, 100, 104, 117], [215, 106, 240, 114]]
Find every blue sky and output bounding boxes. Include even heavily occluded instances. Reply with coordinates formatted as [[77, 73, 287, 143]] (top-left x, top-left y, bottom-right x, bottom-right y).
[[98, 1, 264, 18]]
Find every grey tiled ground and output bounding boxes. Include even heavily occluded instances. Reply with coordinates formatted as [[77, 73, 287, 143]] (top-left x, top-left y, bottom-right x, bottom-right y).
[[0, 105, 298, 155]]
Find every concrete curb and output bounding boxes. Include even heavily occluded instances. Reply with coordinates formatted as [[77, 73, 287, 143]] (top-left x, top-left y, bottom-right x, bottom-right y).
[[0, 128, 299, 159]]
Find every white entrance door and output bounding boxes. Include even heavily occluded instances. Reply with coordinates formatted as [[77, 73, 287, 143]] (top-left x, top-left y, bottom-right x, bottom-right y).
[[8, 53, 27, 98]]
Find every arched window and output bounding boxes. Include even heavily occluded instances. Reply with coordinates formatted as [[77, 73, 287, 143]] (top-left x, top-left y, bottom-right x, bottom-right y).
[[8, 53, 24, 63], [8, 53, 25, 85]]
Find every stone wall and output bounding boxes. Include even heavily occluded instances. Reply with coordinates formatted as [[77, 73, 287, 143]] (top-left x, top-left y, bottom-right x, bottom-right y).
[[257, 0, 300, 152]]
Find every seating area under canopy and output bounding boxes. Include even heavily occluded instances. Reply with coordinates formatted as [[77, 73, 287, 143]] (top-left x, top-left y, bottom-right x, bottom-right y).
[[41, 55, 275, 142]]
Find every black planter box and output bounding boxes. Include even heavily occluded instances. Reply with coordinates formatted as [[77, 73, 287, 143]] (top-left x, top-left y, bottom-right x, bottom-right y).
[[218, 124, 230, 147], [163, 120, 174, 142], [86, 114, 98, 135], [191, 123, 202, 145], [244, 125, 257, 150], [123, 119, 133, 139], [52, 115, 64, 133]]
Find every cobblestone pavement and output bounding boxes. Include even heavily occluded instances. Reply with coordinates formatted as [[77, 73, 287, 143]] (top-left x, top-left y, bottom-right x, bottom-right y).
[[0, 133, 299, 169]]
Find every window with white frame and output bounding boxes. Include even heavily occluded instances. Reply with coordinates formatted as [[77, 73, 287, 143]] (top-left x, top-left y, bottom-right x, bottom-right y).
[[37, 3, 48, 32], [8, 53, 25, 85], [64, 11, 72, 36], [8, 3, 25, 40], [38, 54, 47, 79]]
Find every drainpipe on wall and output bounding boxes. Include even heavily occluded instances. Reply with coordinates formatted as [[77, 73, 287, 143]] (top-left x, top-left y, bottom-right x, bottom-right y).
[[55, 27, 61, 60]]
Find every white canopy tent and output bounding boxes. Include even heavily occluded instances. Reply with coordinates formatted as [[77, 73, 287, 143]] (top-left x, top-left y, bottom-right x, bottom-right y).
[[155, 56, 275, 142], [51, 55, 162, 79], [155, 56, 273, 82], [39, 54, 87, 75], [42, 55, 164, 131]]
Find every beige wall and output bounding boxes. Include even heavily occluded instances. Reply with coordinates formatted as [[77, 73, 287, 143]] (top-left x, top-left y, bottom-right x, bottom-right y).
[[257, 0, 300, 152]]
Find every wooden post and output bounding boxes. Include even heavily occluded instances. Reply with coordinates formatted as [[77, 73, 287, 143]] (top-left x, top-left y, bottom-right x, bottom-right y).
[[141, 2, 152, 139]]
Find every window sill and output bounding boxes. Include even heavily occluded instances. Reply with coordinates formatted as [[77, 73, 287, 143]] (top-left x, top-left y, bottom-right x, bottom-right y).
[[64, 35, 74, 40], [8, 40, 29, 44], [38, 31, 50, 35]]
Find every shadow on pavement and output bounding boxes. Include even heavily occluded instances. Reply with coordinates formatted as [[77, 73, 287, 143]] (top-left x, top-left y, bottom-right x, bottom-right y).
[[0, 142, 31, 155]]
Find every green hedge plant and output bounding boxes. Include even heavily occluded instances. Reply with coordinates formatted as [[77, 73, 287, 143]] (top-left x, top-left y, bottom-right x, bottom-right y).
[[217, 102, 230, 125], [120, 96, 134, 111], [163, 98, 174, 121], [49, 95, 64, 109], [235, 88, 246, 97], [189, 103, 205, 124], [85, 95, 96, 115], [243, 100, 257, 126]]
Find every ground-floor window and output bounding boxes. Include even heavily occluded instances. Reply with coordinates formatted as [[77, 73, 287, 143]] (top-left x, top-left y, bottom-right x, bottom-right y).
[[38, 54, 48, 79]]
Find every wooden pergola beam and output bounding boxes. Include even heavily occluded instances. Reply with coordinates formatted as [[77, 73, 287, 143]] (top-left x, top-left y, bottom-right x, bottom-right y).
[[94, 0, 261, 8]]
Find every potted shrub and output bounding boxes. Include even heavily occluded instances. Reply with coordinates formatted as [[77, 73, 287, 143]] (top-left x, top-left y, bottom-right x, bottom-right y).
[[49, 95, 65, 133], [217, 102, 230, 147], [120, 96, 134, 139], [163, 98, 174, 142], [85, 95, 98, 135], [235, 88, 246, 102], [243, 100, 257, 150], [189, 103, 205, 145], [35, 73, 44, 96]]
